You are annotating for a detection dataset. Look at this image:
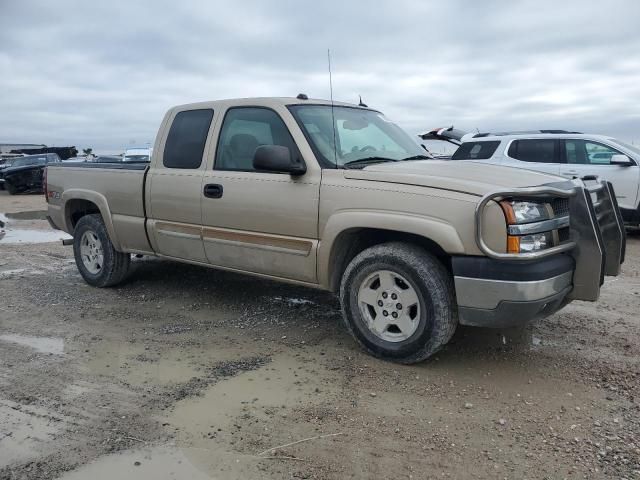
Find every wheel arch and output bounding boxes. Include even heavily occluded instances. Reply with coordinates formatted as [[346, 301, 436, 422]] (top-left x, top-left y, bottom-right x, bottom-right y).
[[319, 211, 464, 292], [63, 190, 122, 250]]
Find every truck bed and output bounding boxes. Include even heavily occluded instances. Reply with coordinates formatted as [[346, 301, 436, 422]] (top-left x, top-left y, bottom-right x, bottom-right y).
[[46, 162, 151, 253]]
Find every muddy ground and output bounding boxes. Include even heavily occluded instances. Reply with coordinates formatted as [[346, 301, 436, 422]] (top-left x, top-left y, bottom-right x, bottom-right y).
[[0, 190, 638, 480]]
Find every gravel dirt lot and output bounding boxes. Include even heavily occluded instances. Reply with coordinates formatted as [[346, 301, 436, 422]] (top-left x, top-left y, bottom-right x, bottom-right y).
[[0, 190, 638, 480]]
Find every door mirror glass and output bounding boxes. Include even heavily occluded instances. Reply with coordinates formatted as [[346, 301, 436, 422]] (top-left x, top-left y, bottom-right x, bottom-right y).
[[610, 154, 634, 166], [253, 145, 306, 175]]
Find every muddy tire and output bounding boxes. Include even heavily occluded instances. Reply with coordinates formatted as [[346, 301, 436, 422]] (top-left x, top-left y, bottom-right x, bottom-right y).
[[73, 214, 130, 287], [339, 242, 457, 364]]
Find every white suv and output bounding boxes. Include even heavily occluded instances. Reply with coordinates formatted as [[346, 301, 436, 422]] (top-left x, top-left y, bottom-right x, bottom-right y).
[[435, 130, 640, 225]]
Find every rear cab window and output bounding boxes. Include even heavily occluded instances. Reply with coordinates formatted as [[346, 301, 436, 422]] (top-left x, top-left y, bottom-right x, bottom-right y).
[[452, 141, 500, 160], [163, 109, 214, 169]]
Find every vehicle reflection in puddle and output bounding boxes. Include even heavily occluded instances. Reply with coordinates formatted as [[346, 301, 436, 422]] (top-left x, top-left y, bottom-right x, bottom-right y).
[[0, 212, 71, 244], [0, 334, 65, 355]]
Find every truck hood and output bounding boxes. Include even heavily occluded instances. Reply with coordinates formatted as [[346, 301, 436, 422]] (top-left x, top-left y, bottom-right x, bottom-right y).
[[344, 160, 564, 197]]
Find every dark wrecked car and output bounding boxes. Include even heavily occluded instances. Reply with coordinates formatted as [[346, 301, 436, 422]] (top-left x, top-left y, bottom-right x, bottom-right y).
[[1, 153, 61, 194]]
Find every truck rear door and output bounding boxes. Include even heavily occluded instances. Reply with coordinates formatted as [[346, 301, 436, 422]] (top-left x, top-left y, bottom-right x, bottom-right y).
[[146, 108, 216, 262]]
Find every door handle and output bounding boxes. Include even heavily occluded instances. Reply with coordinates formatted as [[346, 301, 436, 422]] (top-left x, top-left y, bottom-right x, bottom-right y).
[[203, 183, 223, 199], [562, 170, 578, 175]]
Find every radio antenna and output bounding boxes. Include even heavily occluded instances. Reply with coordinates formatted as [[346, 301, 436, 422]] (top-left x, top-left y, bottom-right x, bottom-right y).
[[328, 49, 338, 167]]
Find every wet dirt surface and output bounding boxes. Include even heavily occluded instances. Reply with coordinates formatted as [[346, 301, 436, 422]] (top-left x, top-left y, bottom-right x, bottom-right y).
[[0, 191, 639, 479]]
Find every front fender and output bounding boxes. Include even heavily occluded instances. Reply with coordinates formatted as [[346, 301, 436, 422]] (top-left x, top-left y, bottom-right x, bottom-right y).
[[62, 189, 122, 251], [317, 210, 466, 289]]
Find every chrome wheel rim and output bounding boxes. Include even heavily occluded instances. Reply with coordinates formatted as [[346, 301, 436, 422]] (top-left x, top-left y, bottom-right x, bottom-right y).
[[80, 230, 104, 274], [357, 269, 421, 343]]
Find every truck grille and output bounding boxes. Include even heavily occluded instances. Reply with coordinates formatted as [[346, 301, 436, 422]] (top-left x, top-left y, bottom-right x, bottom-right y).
[[552, 198, 570, 217]]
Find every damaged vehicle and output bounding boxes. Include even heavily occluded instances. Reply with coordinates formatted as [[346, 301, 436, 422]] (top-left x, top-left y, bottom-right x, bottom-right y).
[[3, 153, 61, 194], [46, 97, 625, 363]]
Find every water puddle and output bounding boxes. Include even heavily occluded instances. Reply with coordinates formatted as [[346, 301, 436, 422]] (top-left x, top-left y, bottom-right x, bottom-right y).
[[85, 341, 203, 386], [162, 352, 341, 476], [0, 400, 62, 467], [271, 296, 316, 306], [0, 334, 65, 355], [58, 446, 214, 480], [0, 212, 71, 244]]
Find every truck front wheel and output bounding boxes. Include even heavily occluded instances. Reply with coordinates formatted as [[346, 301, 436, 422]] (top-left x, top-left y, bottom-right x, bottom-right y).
[[73, 214, 131, 287], [339, 242, 457, 364]]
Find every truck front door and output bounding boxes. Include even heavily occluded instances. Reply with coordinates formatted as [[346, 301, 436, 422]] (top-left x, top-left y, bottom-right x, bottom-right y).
[[146, 108, 215, 263], [200, 105, 320, 283]]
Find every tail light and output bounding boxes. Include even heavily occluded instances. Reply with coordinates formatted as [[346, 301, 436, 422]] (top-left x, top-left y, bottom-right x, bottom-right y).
[[43, 166, 48, 203]]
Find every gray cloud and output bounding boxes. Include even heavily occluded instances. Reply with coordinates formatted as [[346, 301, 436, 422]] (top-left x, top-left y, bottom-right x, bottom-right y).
[[1, 0, 639, 153]]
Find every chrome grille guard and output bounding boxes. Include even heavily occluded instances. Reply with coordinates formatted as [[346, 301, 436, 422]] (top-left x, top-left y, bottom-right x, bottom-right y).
[[475, 177, 625, 302]]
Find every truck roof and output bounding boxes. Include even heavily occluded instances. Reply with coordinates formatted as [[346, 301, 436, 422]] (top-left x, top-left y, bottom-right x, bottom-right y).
[[170, 96, 373, 112]]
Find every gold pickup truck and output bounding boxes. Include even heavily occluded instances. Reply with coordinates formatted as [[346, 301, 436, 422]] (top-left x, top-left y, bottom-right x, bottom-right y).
[[46, 97, 625, 363]]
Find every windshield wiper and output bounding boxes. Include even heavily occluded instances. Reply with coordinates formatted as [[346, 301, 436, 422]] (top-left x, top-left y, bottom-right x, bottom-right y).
[[401, 154, 432, 161], [343, 157, 398, 169]]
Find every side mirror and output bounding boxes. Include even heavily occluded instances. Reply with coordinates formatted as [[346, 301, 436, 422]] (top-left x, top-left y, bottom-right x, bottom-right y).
[[610, 154, 634, 166], [253, 145, 306, 176]]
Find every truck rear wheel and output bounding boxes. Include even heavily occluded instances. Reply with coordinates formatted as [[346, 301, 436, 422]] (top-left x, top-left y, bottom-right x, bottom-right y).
[[73, 214, 131, 287], [339, 242, 457, 364]]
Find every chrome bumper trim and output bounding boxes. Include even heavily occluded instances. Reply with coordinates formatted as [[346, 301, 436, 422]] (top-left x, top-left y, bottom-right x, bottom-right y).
[[454, 271, 573, 310]]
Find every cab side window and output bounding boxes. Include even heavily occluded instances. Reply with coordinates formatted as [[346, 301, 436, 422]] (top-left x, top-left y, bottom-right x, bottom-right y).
[[163, 109, 214, 169], [215, 107, 297, 171], [508, 139, 557, 163], [564, 140, 623, 165]]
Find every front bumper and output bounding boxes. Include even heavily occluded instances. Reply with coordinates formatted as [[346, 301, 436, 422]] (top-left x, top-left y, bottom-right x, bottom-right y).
[[453, 255, 574, 327], [459, 177, 625, 328]]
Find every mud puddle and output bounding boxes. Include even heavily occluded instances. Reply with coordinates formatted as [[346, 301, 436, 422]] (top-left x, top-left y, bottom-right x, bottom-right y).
[[162, 352, 341, 477], [58, 445, 213, 480], [0, 400, 64, 467], [0, 334, 65, 355], [0, 212, 71, 244]]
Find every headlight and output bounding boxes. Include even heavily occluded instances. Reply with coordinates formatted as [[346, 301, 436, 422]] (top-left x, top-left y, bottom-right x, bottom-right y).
[[517, 232, 553, 252], [500, 200, 550, 224], [500, 200, 557, 253]]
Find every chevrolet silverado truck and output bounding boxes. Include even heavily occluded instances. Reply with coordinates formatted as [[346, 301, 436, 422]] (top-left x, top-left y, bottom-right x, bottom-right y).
[[46, 97, 626, 363]]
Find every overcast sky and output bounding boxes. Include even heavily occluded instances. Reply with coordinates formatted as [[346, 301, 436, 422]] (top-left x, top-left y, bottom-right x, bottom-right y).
[[1, 0, 639, 153]]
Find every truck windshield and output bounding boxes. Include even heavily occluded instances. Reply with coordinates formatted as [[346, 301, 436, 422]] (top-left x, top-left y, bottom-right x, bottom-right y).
[[289, 105, 427, 168]]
